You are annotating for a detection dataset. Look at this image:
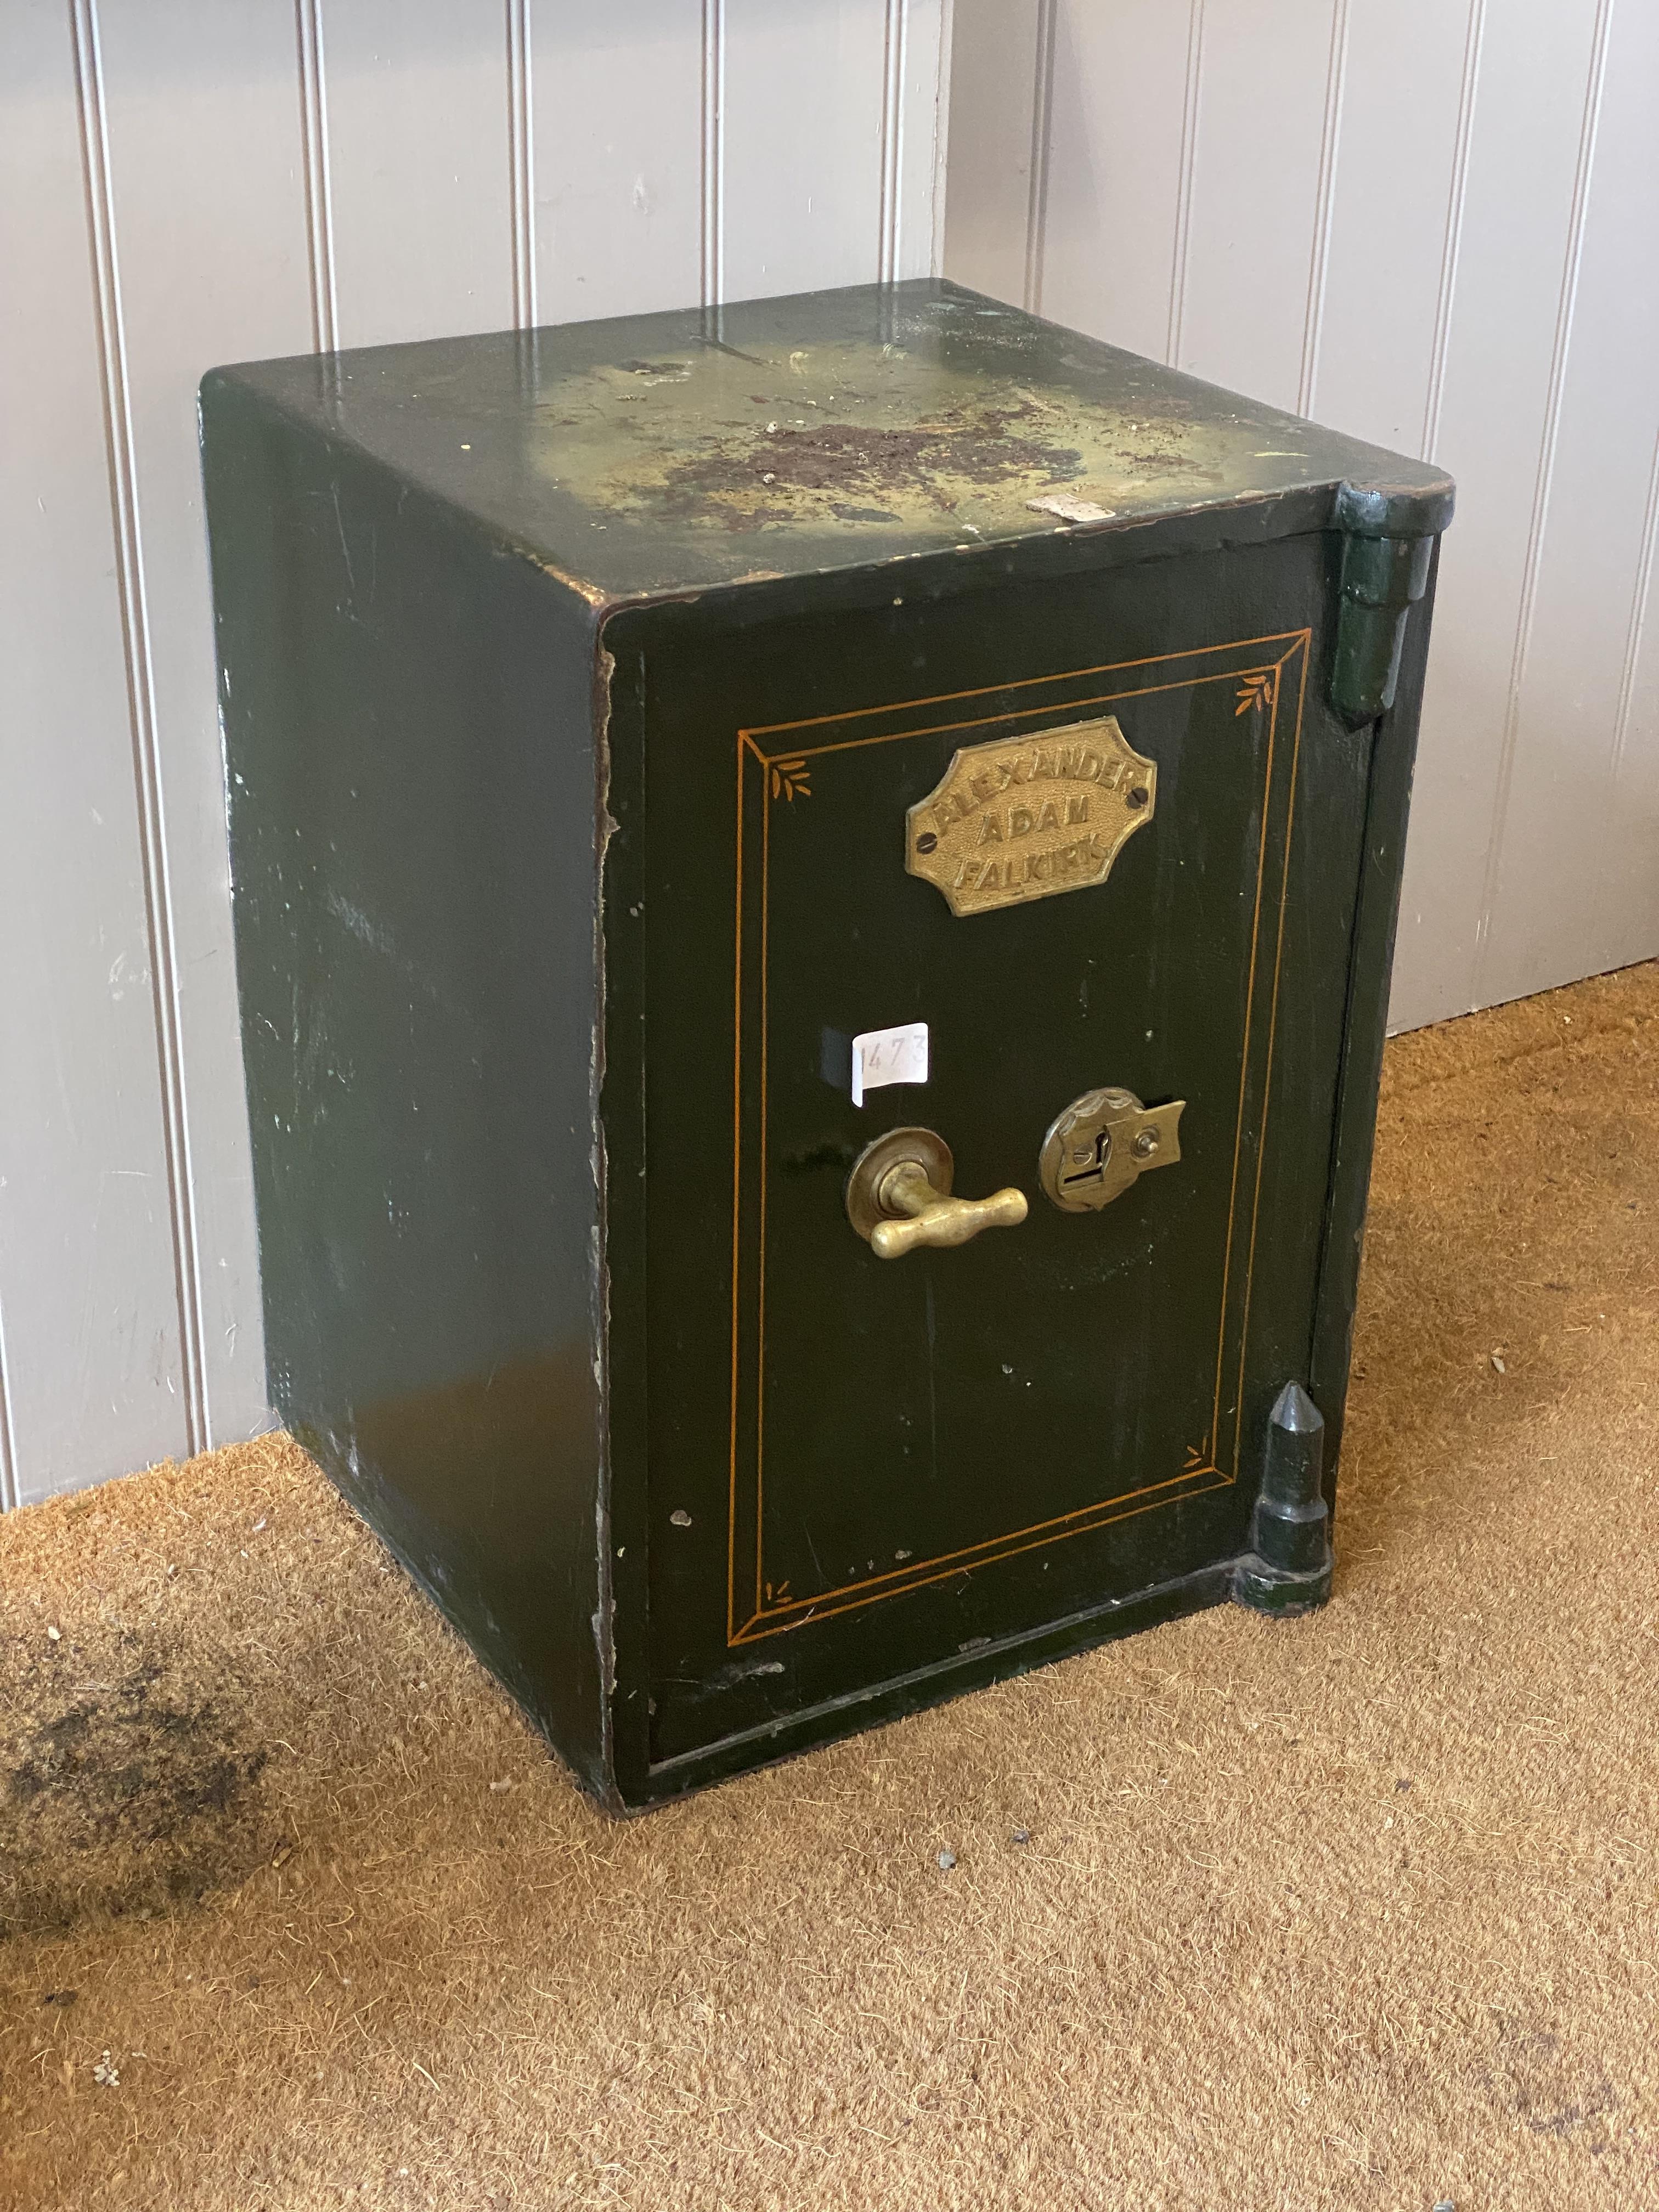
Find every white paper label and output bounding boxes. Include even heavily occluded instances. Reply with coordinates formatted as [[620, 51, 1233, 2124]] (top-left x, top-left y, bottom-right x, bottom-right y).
[[851, 1021, 929, 1108]]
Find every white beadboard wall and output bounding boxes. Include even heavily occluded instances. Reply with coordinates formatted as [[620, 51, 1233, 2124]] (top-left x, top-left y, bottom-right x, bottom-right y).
[[945, 0, 1659, 1037], [6, 2, 1657, 1510], [0, 0, 951, 1509]]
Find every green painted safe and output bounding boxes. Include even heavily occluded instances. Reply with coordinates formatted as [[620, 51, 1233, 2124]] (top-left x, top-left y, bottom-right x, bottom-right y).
[[202, 279, 1452, 1809]]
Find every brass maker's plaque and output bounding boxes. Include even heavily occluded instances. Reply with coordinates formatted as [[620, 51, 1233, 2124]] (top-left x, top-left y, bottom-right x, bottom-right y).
[[905, 714, 1156, 917]]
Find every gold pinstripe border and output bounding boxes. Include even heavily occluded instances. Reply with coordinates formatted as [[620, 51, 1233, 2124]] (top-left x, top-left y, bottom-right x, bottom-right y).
[[727, 631, 1311, 1644]]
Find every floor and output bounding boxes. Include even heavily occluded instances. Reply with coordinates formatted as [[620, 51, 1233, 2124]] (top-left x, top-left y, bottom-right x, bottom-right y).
[[2, 963, 1656, 2211]]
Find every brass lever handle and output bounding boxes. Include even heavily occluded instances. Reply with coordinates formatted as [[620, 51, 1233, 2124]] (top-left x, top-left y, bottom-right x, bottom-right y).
[[845, 1127, 1029, 1261], [870, 1162, 1029, 1259]]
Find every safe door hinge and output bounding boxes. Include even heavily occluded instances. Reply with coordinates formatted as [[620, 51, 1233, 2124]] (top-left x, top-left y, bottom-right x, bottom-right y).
[[1330, 529, 1434, 729]]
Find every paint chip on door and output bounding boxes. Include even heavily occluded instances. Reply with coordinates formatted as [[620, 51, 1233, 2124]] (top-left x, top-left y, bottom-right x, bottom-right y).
[[851, 1022, 928, 1107]]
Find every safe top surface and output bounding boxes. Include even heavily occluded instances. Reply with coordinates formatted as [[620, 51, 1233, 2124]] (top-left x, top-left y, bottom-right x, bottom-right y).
[[208, 277, 1452, 605]]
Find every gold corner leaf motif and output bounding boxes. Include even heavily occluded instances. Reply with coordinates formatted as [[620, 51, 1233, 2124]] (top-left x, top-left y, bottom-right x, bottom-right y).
[[905, 714, 1156, 917], [769, 757, 811, 801], [1236, 670, 1276, 716]]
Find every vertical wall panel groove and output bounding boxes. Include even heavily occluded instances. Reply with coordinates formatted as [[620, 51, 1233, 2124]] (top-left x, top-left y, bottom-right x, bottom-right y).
[[939, 0, 1043, 309], [1022, 0, 1056, 313], [886, 0, 947, 285], [701, 0, 725, 307], [722, 2, 889, 300], [1470, 0, 1615, 994], [323, 5, 517, 349], [1420, 0, 1485, 460], [1310, 0, 1473, 455], [924, 0, 954, 279], [1295, 0, 1350, 417], [878, 0, 907, 284], [69, 0, 209, 1458], [1175, 1, 1355, 411], [1166, 0, 1206, 366], [295, 0, 338, 353], [97, 0, 316, 1465], [1611, 426, 1659, 783], [506, 0, 537, 329], [3, 1, 188, 1500], [528, 4, 704, 325], [1596, 416, 1659, 966], [1033, 3, 1197, 363]]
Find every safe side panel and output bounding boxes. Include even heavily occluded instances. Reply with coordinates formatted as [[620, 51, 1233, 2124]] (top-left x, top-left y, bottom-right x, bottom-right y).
[[617, 536, 1370, 1777], [203, 377, 612, 1791]]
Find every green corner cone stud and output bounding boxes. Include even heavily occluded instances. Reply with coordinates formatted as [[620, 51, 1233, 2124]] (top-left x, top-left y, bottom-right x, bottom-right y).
[[1232, 1381, 1335, 1616]]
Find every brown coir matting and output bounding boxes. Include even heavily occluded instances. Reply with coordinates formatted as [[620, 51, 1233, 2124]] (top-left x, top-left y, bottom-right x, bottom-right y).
[[3, 965, 1657, 2212]]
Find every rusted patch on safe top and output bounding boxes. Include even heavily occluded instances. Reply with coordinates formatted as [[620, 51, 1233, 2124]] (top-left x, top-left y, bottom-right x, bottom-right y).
[[533, 335, 1225, 542], [906, 716, 1156, 917]]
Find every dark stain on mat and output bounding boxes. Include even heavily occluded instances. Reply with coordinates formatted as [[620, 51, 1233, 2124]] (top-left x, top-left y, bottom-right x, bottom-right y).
[[1, 1648, 278, 1937], [1479, 2015, 1618, 2152]]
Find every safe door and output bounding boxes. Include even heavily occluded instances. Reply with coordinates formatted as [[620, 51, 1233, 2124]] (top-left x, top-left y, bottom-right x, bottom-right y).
[[617, 562, 1362, 1781]]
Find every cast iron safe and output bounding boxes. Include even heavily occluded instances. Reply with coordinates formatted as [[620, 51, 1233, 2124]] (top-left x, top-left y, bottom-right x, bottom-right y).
[[202, 279, 1452, 1809]]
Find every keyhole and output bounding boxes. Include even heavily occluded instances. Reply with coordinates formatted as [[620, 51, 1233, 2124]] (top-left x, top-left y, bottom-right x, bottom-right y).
[[1060, 1127, 1111, 1188]]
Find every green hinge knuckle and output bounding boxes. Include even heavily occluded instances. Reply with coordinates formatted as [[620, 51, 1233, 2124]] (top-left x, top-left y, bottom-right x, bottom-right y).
[[1232, 1380, 1334, 1617], [1330, 529, 1434, 729]]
